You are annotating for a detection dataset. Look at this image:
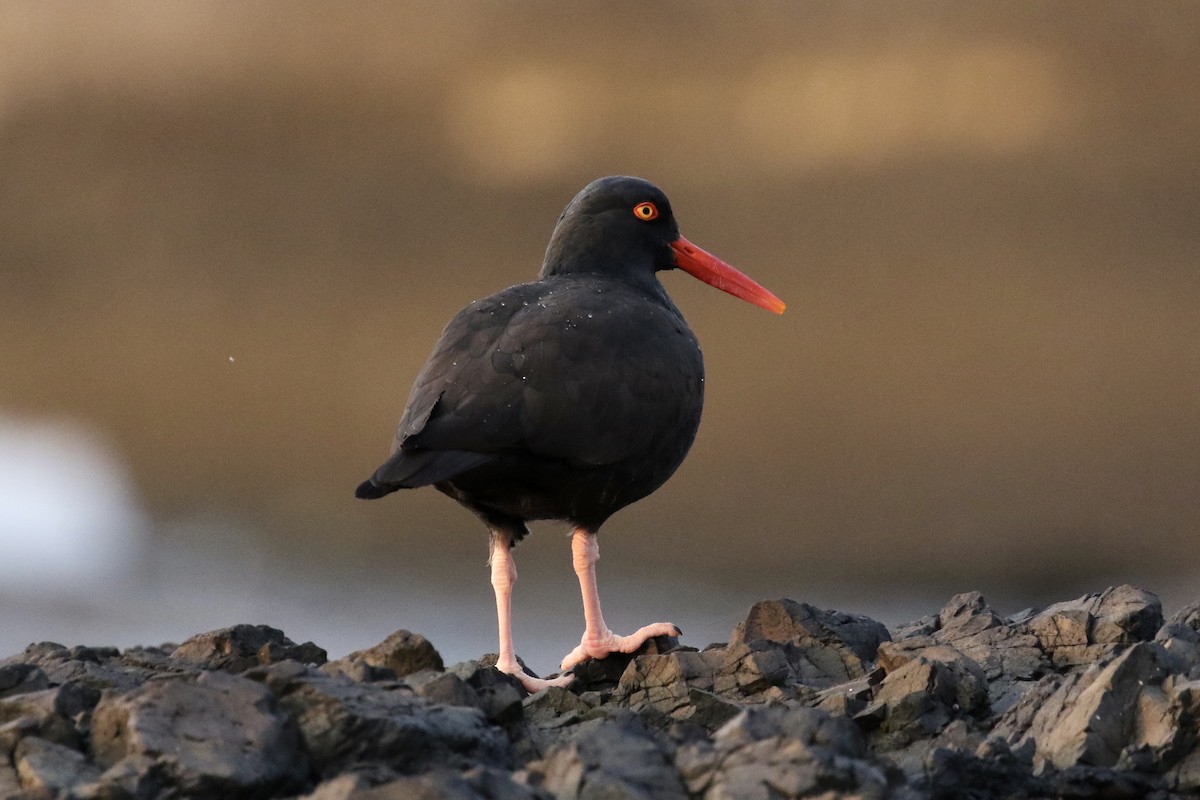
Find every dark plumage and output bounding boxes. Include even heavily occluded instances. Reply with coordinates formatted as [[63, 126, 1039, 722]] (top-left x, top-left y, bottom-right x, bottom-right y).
[[356, 176, 783, 690]]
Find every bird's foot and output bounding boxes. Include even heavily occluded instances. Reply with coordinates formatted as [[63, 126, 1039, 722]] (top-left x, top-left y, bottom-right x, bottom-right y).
[[493, 656, 575, 694], [559, 622, 681, 672]]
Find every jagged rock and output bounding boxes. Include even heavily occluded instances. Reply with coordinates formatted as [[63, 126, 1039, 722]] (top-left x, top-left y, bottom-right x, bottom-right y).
[[1, 642, 154, 693], [617, 652, 710, 710], [172, 624, 328, 672], [876, 643, 989, 715], [406, 669, 482, 709], [1157, 600, 1200, 676], [1024, 585, 1163, 669], [0, 590, 1195, 800], [677, 704, 889, 800], [329, 630, 445, 680], [13, 736, 101, 796], [728, 599, 890, 689], [0, 684, 92, 752], [303, 766, 547, 800], [0, 761, 21, 798], [450, 661, 526, 724], [855, 651, 986, 751], [813, 674, 876, 719], [568, 635, 682, 693], [0, 665, 49, 699], [523, 685, 595, 728], [258, 662, 511, 777], [891, 592, 1048, 716], [921, 737, 1039, 800], [521, 712, 687, 799], [713, 641, 792, 697], [999, 642, 1191, 773], [90, 669, 308, 798]]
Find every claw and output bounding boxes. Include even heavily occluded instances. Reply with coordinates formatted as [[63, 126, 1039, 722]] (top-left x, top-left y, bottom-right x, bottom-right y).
[[559, 621, 680, 672], [493, 657, 575, 694]]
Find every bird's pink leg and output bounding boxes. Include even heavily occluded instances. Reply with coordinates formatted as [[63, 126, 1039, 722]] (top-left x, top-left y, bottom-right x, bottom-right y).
[[488, 533, 573, 693], [559, 528, 680, 672]]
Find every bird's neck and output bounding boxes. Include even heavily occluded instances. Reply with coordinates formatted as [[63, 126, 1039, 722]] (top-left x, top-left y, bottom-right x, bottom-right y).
[[539, 232, 664, 297]]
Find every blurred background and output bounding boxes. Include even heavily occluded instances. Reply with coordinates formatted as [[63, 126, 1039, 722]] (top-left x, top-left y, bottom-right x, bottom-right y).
[[2, 2, 1198, 671]]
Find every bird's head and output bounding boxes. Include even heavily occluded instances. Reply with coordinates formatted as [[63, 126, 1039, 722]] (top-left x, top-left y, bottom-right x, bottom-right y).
[[540, 176, 785, 314]]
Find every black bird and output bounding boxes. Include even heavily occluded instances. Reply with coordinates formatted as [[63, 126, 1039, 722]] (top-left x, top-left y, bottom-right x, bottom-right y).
[[357, 176, 784, 691]]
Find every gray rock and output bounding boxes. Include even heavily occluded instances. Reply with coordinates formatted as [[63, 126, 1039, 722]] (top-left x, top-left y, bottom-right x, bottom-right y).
[[522, 685, 595, 728], [172, 624, 328, 672], [678, 705, 888, 800], [265, 664, 511, 777], [617, 652, 711, 713], [328, 630, 445, 681], [855, 652, 985, 750], [0, 592, 1195, 800], [13, 736, 101, 796], [0, 761, 21, 799], [1024, 585, 1162, 669], [1157, 599, 1200, 676], [728, 599, 890, 689], [877, 643, 989, 715], [931, 593, 1047, 684], [0, 665, 49, 699], [450, 661, 526, 724], [300, 766, 547, 800], [521, 712, 687, 800], [567, 635, 681, 692], [1000, 642, 1191, 772], [406, 670, 482, 709], [713, 642, 792, 697], [0, 685, 88, 753], [90, 669, 308, 798]]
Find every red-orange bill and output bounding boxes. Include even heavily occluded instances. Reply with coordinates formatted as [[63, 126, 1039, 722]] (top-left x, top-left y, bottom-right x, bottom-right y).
[[670, 236, 786, 315]]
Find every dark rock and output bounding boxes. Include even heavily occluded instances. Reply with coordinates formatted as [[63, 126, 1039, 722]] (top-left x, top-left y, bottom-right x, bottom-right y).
[[523, 685, 594, 728], [856, 653, 985, 749], [0, 665, 49, 699], [0, 761, 21, 798], [406, 669, 483, 709], [1, 642, 157, 693], [521, 711, 687, 800], [813, 674, 875, 719], [877, 642, 989, 715], [451, 661, 526, 724], [1157, 599, 1200, 676], [566, 634, 681, 693], [713, 642, 791, 697], [922, 738, 1039, 800], [677, 704, 889, 800], [315, 766, 547, 799], [269, 665, 511, 777], [997, 642, 1192, 773], [0, 686, 86, 752], [329, 630, 445, 680], [885, 593, 1049, 718], [1024, 585, 1163, 669], [0, 591, 1195, 800], [90, 669, 308, 797], [13, 736, 101, 796], [728, 599, 890, 689], [171, 624, 328, 672]]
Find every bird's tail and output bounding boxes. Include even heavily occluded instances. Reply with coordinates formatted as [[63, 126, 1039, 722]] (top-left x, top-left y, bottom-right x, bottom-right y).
[[355, 479, 396, 499], [354, 448, 492, 500]]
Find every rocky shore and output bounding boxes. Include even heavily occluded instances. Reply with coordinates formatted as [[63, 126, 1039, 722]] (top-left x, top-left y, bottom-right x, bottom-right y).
[[2, 584, 1198, 799]]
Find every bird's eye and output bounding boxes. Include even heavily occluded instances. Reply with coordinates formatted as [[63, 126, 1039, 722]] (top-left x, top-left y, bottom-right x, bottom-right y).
[[632, 202, 659, 221]]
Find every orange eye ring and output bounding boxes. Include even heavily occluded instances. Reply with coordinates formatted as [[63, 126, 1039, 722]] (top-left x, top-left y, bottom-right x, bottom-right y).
[[632, 201, 659, 221]]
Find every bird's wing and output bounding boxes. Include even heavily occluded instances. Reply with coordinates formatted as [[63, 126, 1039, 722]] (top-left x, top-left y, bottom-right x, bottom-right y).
[[395, 279, 704, 468]]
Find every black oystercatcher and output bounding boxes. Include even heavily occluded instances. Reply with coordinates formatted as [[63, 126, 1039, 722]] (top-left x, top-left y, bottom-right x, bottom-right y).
[[356, 176, 784, 691]]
